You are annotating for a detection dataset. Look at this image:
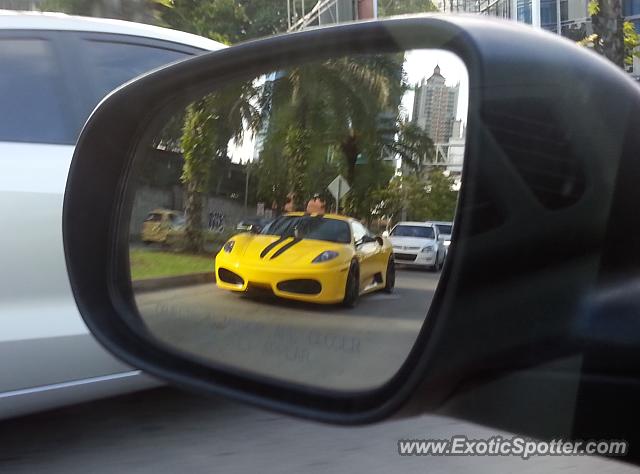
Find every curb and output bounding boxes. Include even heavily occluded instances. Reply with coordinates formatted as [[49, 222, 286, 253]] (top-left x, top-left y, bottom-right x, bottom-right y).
[[132, 272, 216, 293]]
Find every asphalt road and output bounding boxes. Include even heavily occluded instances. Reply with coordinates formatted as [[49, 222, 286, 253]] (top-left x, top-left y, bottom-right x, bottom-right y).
[[0, 387, 635, 474], [134, 268, 438, 390], [0, 273, 635, 473], [1, 270, 634, 473]]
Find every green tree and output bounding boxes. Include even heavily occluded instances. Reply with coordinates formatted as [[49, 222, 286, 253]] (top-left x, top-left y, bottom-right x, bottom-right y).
[[255, 54, 403, 213], [281, 55, 402, 183], [40, 0, 164, 23], [374, 174, 426, 223], [422, 169, 458, 221], [375, 169, 458, 224], [42, 0, 288, 43], [377, 0, 438, 16], [155, 0, 248, 43], [386, 121, 435, 175], [180, 102, 216, 252], [283, 127, 312, 210], [590, 0, 624, 67], [179, 82, 260, 251], [156, 0, 287, 43], [578, 0, 640, 69], [346, 157, 394, 222]]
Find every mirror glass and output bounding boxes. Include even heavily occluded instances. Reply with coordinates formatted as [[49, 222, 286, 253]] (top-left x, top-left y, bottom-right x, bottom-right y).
[[125, 49, 468, 391]]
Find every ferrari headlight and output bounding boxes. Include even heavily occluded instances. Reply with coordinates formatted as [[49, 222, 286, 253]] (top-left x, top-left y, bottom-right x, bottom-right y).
[[223, 240, 235, 253], [421, 245, 434, 252], [312, 250, 338, 263]]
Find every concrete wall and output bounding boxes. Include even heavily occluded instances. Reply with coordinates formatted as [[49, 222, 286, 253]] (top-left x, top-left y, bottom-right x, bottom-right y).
[[130, 185, 247, 236]]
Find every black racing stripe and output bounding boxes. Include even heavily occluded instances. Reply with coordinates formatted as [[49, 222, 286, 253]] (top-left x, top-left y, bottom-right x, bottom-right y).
[[260, 236, 290, 258], [270, 238, 301, 259]]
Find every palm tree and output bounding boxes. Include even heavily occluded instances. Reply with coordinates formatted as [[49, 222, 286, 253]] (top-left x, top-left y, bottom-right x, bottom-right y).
[[259, 54, 404, 195], [387, 121, 435, 176], [255, 52, 445, 218], [180, 81, 260, 252], [591, 0, 625, 68]]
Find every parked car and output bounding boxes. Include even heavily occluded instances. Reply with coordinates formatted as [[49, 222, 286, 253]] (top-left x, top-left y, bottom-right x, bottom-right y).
[[385, 221, 446, 271], [0, 10, 223, 419], [427, 220, 453, 254], [141, 209, 186, 245]]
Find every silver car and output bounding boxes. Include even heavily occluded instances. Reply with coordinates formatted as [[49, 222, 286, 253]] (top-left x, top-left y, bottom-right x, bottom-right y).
[[428, 220, 453, 253], [0, 11, 223, 419]]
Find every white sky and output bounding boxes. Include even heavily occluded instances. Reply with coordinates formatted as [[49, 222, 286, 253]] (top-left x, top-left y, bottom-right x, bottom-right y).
[[229, 49, 469, 163]]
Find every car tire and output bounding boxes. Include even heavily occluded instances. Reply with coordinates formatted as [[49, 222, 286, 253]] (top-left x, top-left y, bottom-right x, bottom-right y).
[[429, 252, 441, 272], [384, 257, 395, 293], [342, 262, 360, 308]]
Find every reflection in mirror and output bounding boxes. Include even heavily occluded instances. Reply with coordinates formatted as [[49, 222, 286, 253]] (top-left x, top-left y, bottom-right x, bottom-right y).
[[126, 49, 468, 391]]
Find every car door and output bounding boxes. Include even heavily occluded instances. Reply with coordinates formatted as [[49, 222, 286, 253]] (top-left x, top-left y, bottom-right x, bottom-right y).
[[0, 30, 98, 396], [0, 28, 202, 402], [351, 221, 379, 287]]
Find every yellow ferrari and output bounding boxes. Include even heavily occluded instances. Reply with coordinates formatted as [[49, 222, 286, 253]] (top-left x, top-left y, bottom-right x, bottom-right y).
[[215, 213, 395, 306]]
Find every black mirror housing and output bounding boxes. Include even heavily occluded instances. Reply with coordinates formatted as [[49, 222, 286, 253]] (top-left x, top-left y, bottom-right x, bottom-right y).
[[63, 15, 640, 455]]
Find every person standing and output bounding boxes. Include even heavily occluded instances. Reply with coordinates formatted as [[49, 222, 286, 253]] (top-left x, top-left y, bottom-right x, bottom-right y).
[[306, 193, 325, 214], [284, 193, 296, 212]]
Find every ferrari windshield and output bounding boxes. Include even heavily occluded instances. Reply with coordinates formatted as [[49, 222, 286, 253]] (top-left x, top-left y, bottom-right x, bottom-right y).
[[261, 215, 351, 244]]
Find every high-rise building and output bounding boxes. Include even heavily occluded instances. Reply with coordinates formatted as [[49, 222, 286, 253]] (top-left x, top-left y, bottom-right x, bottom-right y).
[[412, 65, 460, 144], [443, 0, 590, 35], [445, 0, 640, 78]]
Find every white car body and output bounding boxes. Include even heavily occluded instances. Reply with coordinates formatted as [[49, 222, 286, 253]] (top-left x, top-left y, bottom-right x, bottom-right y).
[[428, 220, 453, 252], [388, 221, 445, 269], [0, 11, 223, 419]]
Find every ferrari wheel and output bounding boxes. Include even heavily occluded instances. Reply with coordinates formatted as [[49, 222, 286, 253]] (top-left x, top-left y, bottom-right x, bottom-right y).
[[384, 257, 395, 293], [342, 262, 360, 308]]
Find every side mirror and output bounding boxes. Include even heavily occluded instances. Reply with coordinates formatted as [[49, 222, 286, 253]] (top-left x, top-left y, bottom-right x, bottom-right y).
[[64, 15, 640, 446], [356, 235, 375, 246], [375, 236, 384, 246], [382, 230, 390, 238]]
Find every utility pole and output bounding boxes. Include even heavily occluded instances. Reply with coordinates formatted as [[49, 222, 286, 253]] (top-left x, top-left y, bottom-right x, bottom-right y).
[[244, 162, 250, 215]]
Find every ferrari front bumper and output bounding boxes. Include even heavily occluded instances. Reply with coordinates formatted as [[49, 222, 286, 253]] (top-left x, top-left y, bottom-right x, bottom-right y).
[[215, 258, 350, 304]]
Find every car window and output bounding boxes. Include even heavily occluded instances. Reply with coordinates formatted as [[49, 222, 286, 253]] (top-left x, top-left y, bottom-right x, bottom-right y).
[[391, 225, 435, 239], [351, 221, 368, 243], [436, 224, 453, 235], [169, 214, 185, 225], [262, 216, 351, 243], [82, 39, 194, 116], [0, 38, 71, 144]]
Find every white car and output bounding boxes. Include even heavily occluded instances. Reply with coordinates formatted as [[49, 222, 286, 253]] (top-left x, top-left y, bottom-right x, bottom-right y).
[[0, 10, 223, 419], [428, 220, 453, 253], [386, 221, 446, 271]]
